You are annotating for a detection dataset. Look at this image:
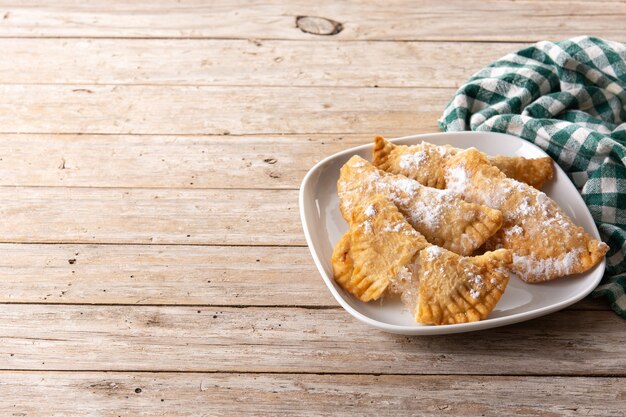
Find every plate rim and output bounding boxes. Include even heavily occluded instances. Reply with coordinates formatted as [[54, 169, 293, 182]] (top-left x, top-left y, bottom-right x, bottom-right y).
[[299, 131, 606, 335]]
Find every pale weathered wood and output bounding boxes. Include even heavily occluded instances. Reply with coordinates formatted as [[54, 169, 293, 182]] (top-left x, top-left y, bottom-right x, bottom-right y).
[[0, 187, 301, 245], [0, 85, 444, 135], [0, 243, 607, 310], [0, 306, 623, 374], [0, 372, 623, 417], [0, 244, 334, 306], [0, 0, 624, 42], [0, 2, 622, 415], [0, 134, 369, 189], [0, 38, 522, 87]]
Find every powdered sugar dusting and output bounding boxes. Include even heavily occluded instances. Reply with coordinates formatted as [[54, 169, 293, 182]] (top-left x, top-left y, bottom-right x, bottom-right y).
[[388, 257, 421, 314], [389, 177, 420, 196], [364, 204, 376, 217], [403, 188, 458, 230], [469, 289, 480, 299], [391, 266, 413, 291], [383, 222, 404, 233], [469, 273, 484, 288], [445, 166, 469, 195], [442, 152, 599, 281], [399, 152, 427, 170], [515, 197, 534, 218], [437, 145, 450, 157], [360, 203, 377, 234], [338, 156, 461, 232], [424, 245, 444, 261], [513, 249, 583, 279], [505, 224, 524, 238], [403, 228, 420, 237], [481, 177, 523, 209]]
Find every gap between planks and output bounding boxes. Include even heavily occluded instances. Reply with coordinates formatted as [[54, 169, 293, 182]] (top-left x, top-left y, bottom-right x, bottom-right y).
[[0, 302, 606, 312], [0, 36, 547, 43], [0, 83, 458, 89], [0, 369, 624, 378], [0, 303, 340, 310], [0, 240, 311, 247]]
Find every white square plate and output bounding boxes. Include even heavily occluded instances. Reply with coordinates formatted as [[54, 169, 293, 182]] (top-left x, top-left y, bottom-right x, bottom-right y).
[[299, 131, 606, 335]]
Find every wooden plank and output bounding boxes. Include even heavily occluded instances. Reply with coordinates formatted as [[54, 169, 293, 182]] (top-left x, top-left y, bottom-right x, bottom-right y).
[[0, 1, 624, 42], [0, 306, 623, 374], [0, 243, 607, 310], [0, 38, 522, 87], [0, 84, 444, 135], [0, 372, 624, 416], [573, 296, 613, 311], [0, 134, 369, 189], [0, 244, 334, 306], [0, 187, 302, 245]]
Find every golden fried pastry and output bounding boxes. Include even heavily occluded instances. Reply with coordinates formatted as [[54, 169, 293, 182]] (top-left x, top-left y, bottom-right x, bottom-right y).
[[373, 136, 554, 189], [331, 233, 354, 293], [414, 247, 511, 325], [332, 195, 429, 302], [332, 194, 512, 323], [338, 155, 503, 256], [373, 135, 454, 188], [489, 154, 554, 189], [445, 148, 609, 282]]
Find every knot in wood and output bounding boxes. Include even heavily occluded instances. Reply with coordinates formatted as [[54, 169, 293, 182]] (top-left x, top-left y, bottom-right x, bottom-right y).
[[296, 16, 343, 36]]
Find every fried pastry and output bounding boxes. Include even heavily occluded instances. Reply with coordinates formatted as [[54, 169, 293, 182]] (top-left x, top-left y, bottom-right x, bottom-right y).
[[445, 148, 609, 282], [338, 155, 503, 255], [333, 195, 512, 324], [373, 136, 554, 189], [414, 247, 511, 325], [373, 135, 454, 188], [332, 195, 429, 302], [331, 233, 354, 293], [489, 154, 554, 189]]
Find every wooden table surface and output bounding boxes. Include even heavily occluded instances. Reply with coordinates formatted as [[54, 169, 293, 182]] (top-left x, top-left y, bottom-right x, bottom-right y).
[[1, 1, 625, 415]]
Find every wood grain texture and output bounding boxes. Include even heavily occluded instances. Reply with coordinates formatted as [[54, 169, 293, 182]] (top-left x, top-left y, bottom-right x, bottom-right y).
[[0, 372, 624, 417], [0, 134, 369, 189], [0, 1, 624, 42], [0, 84, 443, 135], [0, 306, 623, 374], [0, 2, 621, 414], [0, 38, 522, 87], [0, 244, 334, 306], [0, 187, 301, 245], [0, 243, 607, 310]]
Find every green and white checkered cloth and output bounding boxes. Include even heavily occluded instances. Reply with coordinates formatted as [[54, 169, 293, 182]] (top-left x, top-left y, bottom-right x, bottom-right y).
[[439, 36, 626, 318]]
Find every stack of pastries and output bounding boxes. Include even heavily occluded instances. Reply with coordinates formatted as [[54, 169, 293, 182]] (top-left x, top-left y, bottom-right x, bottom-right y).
[[332, 136, 609, 325]]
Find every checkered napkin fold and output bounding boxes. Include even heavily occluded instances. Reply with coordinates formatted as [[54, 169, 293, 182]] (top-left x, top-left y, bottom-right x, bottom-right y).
[[439, 36, 626, 318]]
